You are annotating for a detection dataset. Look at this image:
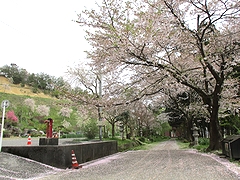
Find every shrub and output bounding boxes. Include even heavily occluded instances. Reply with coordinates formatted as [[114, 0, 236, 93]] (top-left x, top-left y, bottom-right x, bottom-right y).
[[30, 130, 41, 137], [6, 110, 18, 122], [198, 138, 209, 145], [138, 137, 146, 142], [148, 135, 169, 142], [3, 130, 11, 138], [62, 133, 83, 138], [82, 118, 98, 140], [32, 87, 39, 93]]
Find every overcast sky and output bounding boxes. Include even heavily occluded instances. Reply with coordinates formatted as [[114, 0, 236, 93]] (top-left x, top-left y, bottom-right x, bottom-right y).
[[0, 0, 96, 77]]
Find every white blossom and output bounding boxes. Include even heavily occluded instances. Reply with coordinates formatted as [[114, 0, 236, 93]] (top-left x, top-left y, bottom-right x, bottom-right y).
[[24, 98, 35, 112], [59, 107, 73, 118], [62, 119, 71, 128], [36, 105, 50, 116]]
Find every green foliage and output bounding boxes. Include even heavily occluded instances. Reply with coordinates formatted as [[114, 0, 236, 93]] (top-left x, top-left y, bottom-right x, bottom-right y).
[[32, 87, 39, 93], [4, 119, 22, 137], [194, 144, 208, 152], [61, 133, 83, 138], [148, 135, 170, 142], [0, 65, 27, 84], [0, 64, 71, 98], [82, 118, 98, 139], [220, 114, 240, 134], [192, 138, 209, 152], [0, 92, 81, 136], [231, 63, 240, 80], [116, 111, 130, 124], [3, 130, 11, 138], [198, 138, 209, 146], [160, 122, 171, 136], [110, 137, 132, 146], [177, 140, 190, 149], [30, 130, 42, 137], [138, 137, 145, 142], [51, 89, 62, 98], [107, 136, 169, 151], [177, 138, 209, 151]]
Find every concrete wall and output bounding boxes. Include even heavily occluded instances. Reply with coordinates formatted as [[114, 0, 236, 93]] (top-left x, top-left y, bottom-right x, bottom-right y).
[[2, 141, 117, 169]]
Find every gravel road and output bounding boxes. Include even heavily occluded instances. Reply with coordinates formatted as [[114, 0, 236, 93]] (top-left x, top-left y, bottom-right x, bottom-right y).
[[36, 139, 240, 180], [1, 139, 240, 180]]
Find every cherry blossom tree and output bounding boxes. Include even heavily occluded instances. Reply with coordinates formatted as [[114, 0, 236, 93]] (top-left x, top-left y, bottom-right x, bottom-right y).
[[131, 100, 156, 137], [24, 98, 35, 112], [103, 106, 122, 137], [59, 107, 73, 118], [165, 89, 208, 141], [58, 107, 73, 131], [4, 110, 20, 137], [6, 110, 18, 122], [62, 119, 71, 129], [76, 0, 240, 151], [36, 105, 50, 117]]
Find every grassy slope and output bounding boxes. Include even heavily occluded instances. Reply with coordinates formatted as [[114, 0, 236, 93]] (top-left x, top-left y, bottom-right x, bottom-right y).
[[0, 76, 66, 131], [0, 76, 51, 98]]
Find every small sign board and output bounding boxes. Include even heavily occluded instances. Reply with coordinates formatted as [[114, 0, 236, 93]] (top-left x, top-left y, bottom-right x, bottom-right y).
[[97, 121, 104, 127], [1, 100, 9, 108]]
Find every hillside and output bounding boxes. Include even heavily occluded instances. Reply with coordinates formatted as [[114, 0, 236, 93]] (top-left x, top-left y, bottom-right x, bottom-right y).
[[0, 76, 52, 99], [0, 76, 78, 136]]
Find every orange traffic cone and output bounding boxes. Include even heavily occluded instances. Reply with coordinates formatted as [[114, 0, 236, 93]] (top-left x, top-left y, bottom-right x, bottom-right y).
[[27, 135, 32, 145], [71, 150, 82, 169]]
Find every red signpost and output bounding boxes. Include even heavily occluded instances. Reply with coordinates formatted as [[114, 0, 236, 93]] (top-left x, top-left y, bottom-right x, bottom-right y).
[[44, 118, 53, 138], [39, 117, 58, 145]]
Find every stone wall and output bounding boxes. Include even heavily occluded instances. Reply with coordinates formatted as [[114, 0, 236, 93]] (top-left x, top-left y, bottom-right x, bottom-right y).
[[2, 141, 117, 169]]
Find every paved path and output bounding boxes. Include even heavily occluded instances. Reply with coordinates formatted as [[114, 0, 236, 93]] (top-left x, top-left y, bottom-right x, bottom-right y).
[[35, 139, 240, 180]]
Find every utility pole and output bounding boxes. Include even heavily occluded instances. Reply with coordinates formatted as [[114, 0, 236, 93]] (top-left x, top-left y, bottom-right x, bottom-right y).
[[98, 74, 103, 141]]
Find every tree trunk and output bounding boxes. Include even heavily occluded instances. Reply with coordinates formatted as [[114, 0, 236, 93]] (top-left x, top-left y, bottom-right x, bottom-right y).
[[207, 95, 222, 151], [111, 123, 115, 137], [187, 118, 193, 142], [125, 125, 128, 139], [207, 116, 222, 151]]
